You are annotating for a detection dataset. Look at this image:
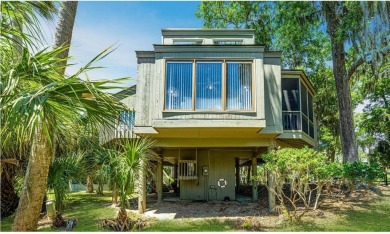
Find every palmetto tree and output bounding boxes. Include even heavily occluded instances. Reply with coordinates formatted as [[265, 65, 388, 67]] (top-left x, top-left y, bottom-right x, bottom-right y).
[[111, 138, 156, 223], [1, 44, 128, 231], [47, 152, 86, 215], [1, 3, 129, 230]]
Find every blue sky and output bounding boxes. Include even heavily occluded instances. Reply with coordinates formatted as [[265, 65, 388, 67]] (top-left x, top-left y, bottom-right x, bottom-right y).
[[43, 1, 203, 90]]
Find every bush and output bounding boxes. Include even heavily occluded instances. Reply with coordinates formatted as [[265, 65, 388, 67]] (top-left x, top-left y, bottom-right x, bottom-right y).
[[262, 147, 384, 223], [343, 161, 384, 191], [262, 147, 328, 223]]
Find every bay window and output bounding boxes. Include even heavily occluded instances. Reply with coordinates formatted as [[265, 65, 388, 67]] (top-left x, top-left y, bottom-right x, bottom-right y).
[[165, 60, 253, 111]]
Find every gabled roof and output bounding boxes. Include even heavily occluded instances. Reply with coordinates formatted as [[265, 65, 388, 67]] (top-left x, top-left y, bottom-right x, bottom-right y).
[[282, 70, 316, 95], [113, 85, 136, 100]]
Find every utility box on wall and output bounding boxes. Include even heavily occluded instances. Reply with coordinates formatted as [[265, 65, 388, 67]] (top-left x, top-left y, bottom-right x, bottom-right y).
[[202, 166, 209, 176]]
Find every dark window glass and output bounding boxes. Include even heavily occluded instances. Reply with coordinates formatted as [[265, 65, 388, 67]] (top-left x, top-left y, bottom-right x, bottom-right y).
[[301, 82, 308, 117], [308, 93, 314, 122], [309, 122, 314, 139], [196, 62, 222, 110], [302, 115, 309, 135], [282, 78, 300, 111], [165, 62, 193, 110], [226, 63, 252, 110]]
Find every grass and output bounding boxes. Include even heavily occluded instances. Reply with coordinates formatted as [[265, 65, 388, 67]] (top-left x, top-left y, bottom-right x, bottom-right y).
[[275, 188, 390, 232], [0, 191, 116, 232], [141, 219, 239, 232], [2, 187, 390, 232]]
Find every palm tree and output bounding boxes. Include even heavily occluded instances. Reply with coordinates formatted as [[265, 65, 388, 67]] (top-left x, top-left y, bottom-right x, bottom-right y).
[[54, 1, 78, 72], [1, 43, 128, 231], [111, 138, 156, 225], [47, 152, 85, 218], [1, 1, 129, 231]]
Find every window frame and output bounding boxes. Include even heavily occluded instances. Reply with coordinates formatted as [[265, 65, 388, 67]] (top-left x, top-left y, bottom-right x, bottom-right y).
[[163, 59, 255, 112]]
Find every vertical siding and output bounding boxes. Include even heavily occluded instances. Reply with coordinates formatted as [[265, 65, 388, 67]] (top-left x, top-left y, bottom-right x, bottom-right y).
[[135, 63, 155, 126], [264, 58, 282, 128]]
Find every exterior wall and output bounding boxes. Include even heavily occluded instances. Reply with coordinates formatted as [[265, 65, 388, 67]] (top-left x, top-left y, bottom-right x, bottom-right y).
[[261, 53, 283, 135], [163, 149, 253, 201], [135, 47, 270, 132], [121, 94, 136, 110]]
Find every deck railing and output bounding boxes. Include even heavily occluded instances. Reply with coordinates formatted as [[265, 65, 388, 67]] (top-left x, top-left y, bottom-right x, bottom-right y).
[[99, 124, 134, 145], [282, 111, 301, 130]]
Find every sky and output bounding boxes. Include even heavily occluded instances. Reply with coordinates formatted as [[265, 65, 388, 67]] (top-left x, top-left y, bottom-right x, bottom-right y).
[[42, 1, 203, 90]]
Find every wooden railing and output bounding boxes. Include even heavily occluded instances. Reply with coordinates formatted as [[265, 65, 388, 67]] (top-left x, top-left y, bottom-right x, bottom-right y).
[[282, 111, 301, 130], [99, 124, 134, 145]]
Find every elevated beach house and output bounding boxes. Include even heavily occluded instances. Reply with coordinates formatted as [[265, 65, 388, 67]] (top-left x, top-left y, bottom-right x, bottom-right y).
[[100, 28, 316, 213]]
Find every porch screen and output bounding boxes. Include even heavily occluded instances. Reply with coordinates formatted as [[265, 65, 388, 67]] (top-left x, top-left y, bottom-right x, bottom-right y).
[[226, 62, 252, 110], [196, 62, 223, 110], [282, 78, 300, 111], [165, 62, 193, 110]]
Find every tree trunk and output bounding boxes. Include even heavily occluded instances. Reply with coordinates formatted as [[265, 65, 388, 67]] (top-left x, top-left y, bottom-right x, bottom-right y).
[[112, 184, 118, 205], [12, 2, 78, 230], [96, 182, 103, 196], [12, 125, 54, 231], [86, 173, 94, 193], [54, 1, 78, 73], [323, 1, 358, 163]]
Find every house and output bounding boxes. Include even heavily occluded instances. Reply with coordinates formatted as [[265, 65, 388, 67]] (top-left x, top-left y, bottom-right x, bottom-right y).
[[100, 28, 316, 213]]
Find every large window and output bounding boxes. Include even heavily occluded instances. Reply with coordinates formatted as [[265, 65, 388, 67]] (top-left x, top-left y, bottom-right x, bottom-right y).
[[165, 60, 253, 111], [196, 62, 223, 110], [165, 62, 193, 110], [226, 63, 252, 110]]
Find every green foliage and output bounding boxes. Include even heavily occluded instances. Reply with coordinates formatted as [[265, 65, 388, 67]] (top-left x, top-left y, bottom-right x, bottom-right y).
[[110, 138, 157, 214], [263, 147, 328, 222], [47, 152, 85, 214], [343, 161, 384, 184], [315, 162, 343, 181]]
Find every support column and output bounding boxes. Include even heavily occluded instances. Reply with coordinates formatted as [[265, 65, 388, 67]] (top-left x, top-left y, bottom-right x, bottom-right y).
[[156, 156, 163, 203], [235, 158, 240, 193], [138, 159, 146, 214], [267, 140, 276, 212], [252, 156, 258, 201], [173, 162, 178, 180], [247, 166, 251, 184], [267, 172, 276, 212]]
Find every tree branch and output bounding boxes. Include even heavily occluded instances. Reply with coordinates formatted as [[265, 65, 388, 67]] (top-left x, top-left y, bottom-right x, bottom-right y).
[[346, 46, 390, 82]]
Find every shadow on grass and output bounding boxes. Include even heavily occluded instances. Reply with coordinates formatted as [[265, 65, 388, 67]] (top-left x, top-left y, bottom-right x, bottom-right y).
[[141, 218, 241, 232]]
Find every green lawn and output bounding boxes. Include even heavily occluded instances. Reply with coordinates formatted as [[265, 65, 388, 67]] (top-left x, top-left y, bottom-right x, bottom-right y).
[[2, 187, 390, 232], [1, 192, 117, 232], [276, 190, 390, 232]]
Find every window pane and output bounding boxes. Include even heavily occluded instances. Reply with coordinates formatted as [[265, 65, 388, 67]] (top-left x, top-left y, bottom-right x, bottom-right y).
[[301, 82, 308, 116], [196, 62, 222, 110], [226, 63, 252, 110], [309, 122, 314, 139], [302, 115, 309, 135], [165, 62, 193, 110], [282, 79, 300, 111], [120, 111, 135, 128], [308, 93, 314, 122]]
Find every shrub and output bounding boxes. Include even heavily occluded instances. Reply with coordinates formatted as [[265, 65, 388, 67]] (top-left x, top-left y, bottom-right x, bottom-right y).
[[262, 147, 328, 223]]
